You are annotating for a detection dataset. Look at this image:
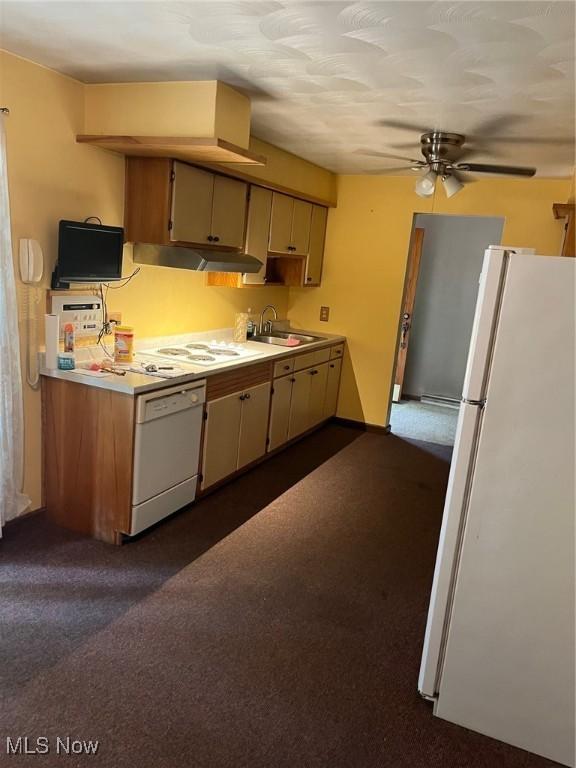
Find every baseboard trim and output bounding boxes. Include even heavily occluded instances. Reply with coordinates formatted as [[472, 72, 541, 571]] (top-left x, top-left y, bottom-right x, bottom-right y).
[[332, 417, 391, 435]]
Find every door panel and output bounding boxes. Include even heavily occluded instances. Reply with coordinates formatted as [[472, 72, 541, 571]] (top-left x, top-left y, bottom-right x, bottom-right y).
[[268, 192, 293, 254], [323, 358, 342, 419], [308, 363, 328, 427], [268, 375, 293, 451], [237, 382, 271, 469], [201, 392, 242, 489], [288, 369, 312, 439], [171, 162, 213, 245], [291, 199, 312, 255], [211, 175, 247, 248], [243, 186, 273, 285], [305, 205, 327, 285]]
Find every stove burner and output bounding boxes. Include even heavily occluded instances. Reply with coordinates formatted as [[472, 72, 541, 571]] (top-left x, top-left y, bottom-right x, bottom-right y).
[[188, 354, 215, 362], [208, 348, 240, 356], [185, 343, 210, 350], [156, 347, 190, 356]]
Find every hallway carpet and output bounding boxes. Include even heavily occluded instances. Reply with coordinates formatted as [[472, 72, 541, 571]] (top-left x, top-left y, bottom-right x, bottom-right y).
[[0, 425, 556, 767]]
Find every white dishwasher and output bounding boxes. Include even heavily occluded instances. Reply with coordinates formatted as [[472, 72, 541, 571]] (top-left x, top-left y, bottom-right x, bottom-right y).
[[131, 380, 206, 536]]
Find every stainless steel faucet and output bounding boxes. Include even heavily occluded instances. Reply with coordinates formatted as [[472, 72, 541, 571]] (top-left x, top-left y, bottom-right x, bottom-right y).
[[259, 304, 278, 334]]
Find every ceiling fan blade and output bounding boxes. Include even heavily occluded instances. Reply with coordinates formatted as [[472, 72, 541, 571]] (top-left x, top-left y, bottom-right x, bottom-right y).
[[469, 115, 524, 137], [456, 163, 536, 177], [354, 148, 423, 163], [375, 119, 432, 133], [362, 166, 423, 175], [485, 136, 574, 146]]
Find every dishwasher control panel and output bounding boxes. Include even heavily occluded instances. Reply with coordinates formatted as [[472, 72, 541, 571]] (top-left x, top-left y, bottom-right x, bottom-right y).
[[136, 381, 206, 424]]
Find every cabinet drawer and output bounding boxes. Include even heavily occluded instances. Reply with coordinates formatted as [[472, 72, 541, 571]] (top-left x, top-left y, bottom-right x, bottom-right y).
[[274, 358, 295, 378], [330, 344, 344, 359], [314, 347, 330, 365], [293, 351, 316, 371]]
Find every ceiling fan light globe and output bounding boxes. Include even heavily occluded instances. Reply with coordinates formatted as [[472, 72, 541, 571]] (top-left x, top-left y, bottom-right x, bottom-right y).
[[415, 170, 437, 196], [442, 174, 464, 198]]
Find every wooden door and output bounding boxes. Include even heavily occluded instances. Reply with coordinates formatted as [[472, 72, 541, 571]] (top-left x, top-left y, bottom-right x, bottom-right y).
[[211, 175, 248, 248], [393, 227, 424, 402], [268, 375, 293, 451], [237, 382, 271, 469], [287, 369, 312, 439], [323, 358, 342, 418], [308, 363, 329, 427], [291, 199, 312, 255], [171, 162, 214, 245], [305, 205, 327, 286], [243, 186, 273, 285], [201, 391, 242, 489], [268, 192, 294, 254]]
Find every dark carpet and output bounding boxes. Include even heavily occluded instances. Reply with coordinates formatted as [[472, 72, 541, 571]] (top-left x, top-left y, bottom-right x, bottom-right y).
[[0, 424, 557, 767]]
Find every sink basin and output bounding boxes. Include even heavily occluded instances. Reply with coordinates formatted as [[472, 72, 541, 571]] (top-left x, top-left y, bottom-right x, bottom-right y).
[[252, 331, 326, 347]]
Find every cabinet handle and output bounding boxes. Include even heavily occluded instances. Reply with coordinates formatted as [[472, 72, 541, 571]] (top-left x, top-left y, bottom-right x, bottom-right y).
[[283, 364, 290, 370], [290, 377, 296, 382], [330, 364, 335, 368], [244, 392, 251, 400], [306, 277, 312, 282], [213, 236, 220, 243], [239, 394, 245, 401], [207, 235, 214, 242]]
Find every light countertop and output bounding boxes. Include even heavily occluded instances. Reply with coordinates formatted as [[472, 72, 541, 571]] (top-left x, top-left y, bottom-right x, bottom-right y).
[[40, 329, 345, 396]]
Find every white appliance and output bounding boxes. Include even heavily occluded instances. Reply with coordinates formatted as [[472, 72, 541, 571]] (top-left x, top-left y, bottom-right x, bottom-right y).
[[131, 380, 206, 536], [419, 247, 575, 766], [140, 340, 263, 368]]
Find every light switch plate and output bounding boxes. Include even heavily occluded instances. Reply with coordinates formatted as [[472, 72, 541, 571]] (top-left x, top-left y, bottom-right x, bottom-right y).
[[320, 306, 330, 322]]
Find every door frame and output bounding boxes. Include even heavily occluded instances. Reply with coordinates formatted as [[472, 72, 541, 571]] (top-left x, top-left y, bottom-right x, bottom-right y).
[[385, 220, 424, 428]]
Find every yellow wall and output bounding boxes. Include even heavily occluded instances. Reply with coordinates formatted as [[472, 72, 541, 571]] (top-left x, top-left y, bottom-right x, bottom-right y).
[[0, 51, 295, 510], [287, 175, 571, 427]]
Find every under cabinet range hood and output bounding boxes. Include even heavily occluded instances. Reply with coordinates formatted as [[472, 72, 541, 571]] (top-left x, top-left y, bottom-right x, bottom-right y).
[[133, 243, 263, 274]]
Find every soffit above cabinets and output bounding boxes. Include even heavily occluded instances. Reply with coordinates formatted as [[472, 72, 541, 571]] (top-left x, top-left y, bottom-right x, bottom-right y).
[[2, 1, 574, 175]]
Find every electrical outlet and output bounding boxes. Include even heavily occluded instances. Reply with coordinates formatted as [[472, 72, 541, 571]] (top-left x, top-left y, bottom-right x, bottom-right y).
[[320, 306, 330, 322]]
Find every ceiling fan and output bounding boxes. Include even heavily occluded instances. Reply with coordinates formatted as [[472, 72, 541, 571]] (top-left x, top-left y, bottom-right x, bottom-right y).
[[357, 118, 540, 198]]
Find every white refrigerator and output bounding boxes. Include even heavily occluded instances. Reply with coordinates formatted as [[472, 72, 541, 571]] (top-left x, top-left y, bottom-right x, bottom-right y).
[[418, 246, 575, 766]]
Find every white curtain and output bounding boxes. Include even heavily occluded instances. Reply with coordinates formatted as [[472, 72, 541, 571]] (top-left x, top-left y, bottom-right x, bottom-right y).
[[0, 113, 30, 534]]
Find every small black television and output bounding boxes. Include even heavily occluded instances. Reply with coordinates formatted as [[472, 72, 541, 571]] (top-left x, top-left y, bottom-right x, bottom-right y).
[[56, 220, 124, 282]]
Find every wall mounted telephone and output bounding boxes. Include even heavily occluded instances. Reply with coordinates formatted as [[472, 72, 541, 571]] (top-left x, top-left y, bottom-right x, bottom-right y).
[[19, 238, 44, 284], [18, 238, 44, 389]]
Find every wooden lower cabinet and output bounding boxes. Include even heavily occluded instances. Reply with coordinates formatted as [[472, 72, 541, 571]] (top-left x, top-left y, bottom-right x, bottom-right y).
[[269, 374, 294, 451], [323, 358, 342, 419], [308, 363, 329, 427], [288, 369, 313, 440], [201, 381, 271, 489], [237, 382, 271, 469]]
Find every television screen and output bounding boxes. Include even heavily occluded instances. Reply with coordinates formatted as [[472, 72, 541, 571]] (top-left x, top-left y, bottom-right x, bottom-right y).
[[57, 220, 124, 281]]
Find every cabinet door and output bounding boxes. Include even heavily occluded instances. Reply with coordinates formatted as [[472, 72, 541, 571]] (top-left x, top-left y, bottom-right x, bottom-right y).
[[237, 382, 271, 469], [308, 363, 329, 427], [291, 199, 312, 255], [305, 205, 327, 286], [211, 175, 248, 249], [268, 375, 293, 451], [323, 358, 342, 419], [171, 162, 214, 245], [243, 186, 273, 285], [201, 392, 242, 489], [288, 369, 312, 440], [268, 192, 294, 254]]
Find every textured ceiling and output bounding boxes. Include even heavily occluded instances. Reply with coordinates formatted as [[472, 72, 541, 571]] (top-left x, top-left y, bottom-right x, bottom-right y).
[[1, 1, 574, 175]]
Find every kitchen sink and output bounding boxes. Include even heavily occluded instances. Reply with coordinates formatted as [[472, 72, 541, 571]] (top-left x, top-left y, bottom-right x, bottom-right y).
[[251, 331, 326, 346]]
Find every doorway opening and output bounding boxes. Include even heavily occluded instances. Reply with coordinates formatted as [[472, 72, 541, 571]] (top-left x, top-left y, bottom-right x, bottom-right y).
[[390, 213, 504, 446]]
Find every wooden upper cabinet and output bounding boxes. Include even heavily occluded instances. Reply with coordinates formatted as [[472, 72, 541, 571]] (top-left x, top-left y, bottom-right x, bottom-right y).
[[124, 158, 247, 249], [268, 193, 294, 254], [291, 199, 312, 255], [243, 186, 273, 285], [171, 163, 214, 245], [305, 205, 327, 286], [211, 175, 248, 249]]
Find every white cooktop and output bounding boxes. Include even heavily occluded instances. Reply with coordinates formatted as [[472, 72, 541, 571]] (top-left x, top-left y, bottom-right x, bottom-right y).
[[136, 339, 265, 376]]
